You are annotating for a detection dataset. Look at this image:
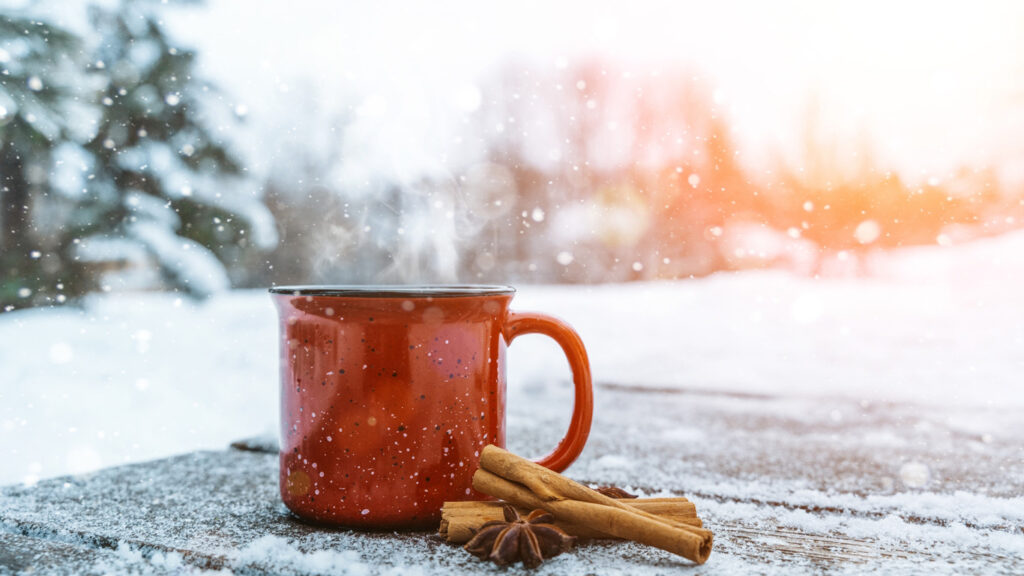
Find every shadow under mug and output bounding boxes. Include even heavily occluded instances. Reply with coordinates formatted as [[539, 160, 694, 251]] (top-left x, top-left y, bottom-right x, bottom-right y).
[[270, 285, 593, 528]]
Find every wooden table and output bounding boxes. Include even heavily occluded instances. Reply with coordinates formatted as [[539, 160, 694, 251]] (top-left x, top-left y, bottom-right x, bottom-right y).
[[2, 382, 1021, 574]]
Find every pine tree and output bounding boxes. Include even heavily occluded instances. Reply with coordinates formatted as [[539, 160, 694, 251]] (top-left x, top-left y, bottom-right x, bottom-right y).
[[0, 13, 92, 307], [78, 0, 276, 297], [1, 0, 276, 310]]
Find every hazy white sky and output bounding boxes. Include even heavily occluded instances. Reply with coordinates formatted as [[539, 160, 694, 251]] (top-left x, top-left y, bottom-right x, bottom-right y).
[[169, 0, 1024, 185]]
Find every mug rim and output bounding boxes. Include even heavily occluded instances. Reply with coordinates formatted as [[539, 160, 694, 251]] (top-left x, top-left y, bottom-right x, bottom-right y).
[[268, 284, 516, 298]]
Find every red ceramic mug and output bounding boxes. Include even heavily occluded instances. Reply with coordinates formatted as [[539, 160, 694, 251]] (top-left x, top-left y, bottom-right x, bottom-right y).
[[270, 285, 593, 528]]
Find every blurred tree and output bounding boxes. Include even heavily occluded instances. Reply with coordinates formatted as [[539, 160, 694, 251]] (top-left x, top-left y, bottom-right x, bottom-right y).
[[473, 61, 761, 282], [0, 0, 275, 311], [76, 0, 275, 298], [467, 60, 558, 283], [0, 13, 93, 307]]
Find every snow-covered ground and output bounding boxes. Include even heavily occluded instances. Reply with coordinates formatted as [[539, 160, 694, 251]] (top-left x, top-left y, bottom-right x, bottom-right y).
[[2, 232, 1024, 486]]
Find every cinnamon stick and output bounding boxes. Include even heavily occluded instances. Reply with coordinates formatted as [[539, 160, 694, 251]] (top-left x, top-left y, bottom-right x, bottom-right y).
[[439, 498, 702, 543], [473, 445, 713, 564]]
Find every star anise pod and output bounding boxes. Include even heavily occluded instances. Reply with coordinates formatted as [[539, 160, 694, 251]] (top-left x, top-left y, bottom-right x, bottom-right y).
[[595, 485, 638, 499], [463, 504, 576, 568]]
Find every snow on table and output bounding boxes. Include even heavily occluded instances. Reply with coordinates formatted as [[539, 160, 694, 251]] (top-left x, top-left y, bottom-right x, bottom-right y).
[[1, 385, 1021, 575], [1, 235, 1023, 572]]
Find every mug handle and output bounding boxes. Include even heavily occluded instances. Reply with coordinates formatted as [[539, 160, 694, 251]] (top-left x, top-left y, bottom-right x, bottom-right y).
[[504, 311, 593, 472]]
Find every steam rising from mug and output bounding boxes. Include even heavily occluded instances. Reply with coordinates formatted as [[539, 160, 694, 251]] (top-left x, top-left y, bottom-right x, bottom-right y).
[[309, 163, 517, 284]]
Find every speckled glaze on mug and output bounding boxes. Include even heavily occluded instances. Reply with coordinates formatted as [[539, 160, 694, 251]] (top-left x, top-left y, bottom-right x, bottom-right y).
[[270, 285, 593, 529]]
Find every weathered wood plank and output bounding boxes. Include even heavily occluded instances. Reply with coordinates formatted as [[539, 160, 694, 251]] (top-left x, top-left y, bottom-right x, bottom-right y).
[[0, 532, 151, 576]]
